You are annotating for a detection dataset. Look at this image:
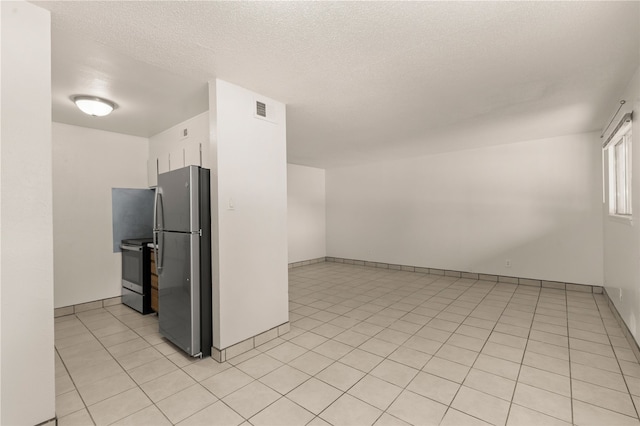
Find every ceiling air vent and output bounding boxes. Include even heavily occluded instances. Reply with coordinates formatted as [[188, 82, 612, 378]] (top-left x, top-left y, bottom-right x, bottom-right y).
[[256, 101, 267, 118]]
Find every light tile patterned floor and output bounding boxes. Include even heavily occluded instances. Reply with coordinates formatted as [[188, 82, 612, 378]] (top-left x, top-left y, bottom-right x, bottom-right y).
[[55, 263, 640, 425]]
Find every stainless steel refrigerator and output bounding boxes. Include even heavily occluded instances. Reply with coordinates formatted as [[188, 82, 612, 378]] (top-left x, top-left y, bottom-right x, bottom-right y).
[[153, 165, 212, 357]]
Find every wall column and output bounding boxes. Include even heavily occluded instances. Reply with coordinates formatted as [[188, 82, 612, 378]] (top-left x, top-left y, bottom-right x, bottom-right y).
[[0, 1, 56, 424]]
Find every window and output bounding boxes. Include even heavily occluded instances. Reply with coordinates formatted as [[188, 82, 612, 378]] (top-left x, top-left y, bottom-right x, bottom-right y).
[[608, 121, 632, 216]]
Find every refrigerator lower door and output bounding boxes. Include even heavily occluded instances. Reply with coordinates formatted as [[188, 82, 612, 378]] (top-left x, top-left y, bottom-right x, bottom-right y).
[[158, 231, 201, 356]]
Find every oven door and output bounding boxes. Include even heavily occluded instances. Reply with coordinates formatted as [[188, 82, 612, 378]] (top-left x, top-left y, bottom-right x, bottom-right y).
[[121, 243, 144, 293]]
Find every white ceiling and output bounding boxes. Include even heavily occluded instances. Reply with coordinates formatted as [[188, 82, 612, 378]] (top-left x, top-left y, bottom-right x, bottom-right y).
[[35, 1, 639, 168]]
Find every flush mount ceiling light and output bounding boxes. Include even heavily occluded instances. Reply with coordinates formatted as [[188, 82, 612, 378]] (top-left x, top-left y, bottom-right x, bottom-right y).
[[71, 95, 117, 117]]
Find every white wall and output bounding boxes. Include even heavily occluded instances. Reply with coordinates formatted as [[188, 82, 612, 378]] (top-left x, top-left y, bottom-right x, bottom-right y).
[[0, 1, 55, 424], [288, 164, 326, 263], [603, 66, 640, 341], [327, 133, 604, 286], [212, 79, 288, 349], [53, 123, 149, 308], [149, 111, 210, 171]]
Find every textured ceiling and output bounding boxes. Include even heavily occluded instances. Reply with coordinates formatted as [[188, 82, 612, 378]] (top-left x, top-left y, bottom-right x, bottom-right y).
[[35, 1, 640, 168]]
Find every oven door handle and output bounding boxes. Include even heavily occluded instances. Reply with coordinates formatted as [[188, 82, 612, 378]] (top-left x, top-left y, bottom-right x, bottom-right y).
[[120, 244, 143, 252]]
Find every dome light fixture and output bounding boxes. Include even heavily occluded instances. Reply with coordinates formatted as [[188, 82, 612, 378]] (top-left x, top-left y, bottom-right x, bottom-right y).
[[71, 95, 117, 117]]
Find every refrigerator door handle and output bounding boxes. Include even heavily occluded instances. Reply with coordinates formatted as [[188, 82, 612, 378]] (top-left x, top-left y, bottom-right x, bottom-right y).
[[159, 192, 165, 231], [152, 231, 159, 275], [158, 231, 164, 274], [153, 188, 159, 274], [155, 191, 165, 274], [153, 187, 159, 230]]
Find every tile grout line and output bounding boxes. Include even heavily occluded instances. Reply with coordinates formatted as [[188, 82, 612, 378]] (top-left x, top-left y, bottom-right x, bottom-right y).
[[291, 263, 631, 425], [441, 279, 549, 421], [55, 263, 640, 426], [290, 271, 466, 424], [363, 274, 481, 422], [428, 278, 505, 423], [567, 293, 640, 421], [55, 318, 105, 425], [362, 275, 472, 425], [340, 270, 521, 424], [304, 266, 501, 422], [503, 284, 542, 426], [566, 294, 580, 424], [295, 263, 640, 425], [54, 344, 98, 425], [58, 306, 229, 425], [115, 307, 261, 425], [296, 273, 462, 424], [229, 269, 384, 424], [358, 276, 514, 423], [593, 292, 640, 420], [77, 308, 175, 425]]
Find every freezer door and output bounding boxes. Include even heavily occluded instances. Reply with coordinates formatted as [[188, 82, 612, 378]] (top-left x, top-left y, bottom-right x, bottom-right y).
[[158, 231, 200, 356], [156, 166, 200, 233]]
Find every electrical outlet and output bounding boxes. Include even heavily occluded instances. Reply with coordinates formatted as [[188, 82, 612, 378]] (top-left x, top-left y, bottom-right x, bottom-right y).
[[505, 259, 512, 268], [183, 128, 188, 137], [619, 288, 623, 301]]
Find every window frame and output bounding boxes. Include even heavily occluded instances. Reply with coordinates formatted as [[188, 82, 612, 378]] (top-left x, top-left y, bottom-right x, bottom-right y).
[[607, 122, 632, 217]]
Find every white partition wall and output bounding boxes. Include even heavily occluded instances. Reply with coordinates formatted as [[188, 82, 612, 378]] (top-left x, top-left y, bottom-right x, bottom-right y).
[[327, 132, 604, 286], [52, 123, 149, 308], [603, 66, 640, 343], [288, 164, 326, 263], [210, 79, 288, 350], [0, 1, 56, 424]]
